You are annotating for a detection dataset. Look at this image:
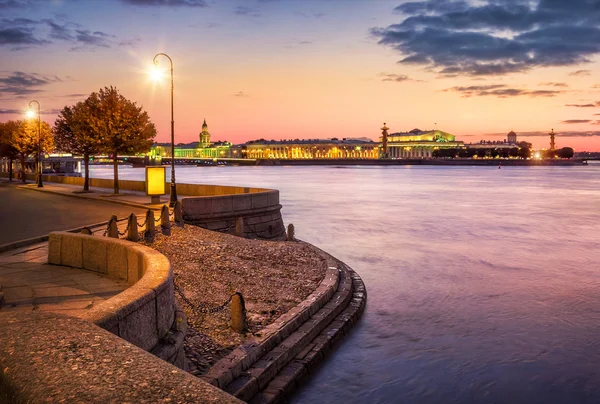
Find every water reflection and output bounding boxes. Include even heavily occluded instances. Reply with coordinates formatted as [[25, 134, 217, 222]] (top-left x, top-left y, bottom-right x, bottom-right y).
[[91, 164, 600, 403]]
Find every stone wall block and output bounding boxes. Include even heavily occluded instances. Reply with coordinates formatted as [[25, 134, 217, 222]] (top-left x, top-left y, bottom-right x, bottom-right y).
[[155, 283, 175, 338], [212, 196, 233, 214], [82, 237, 107, 274], [267, 191, 279, 207], [252, 193, 269, 209], [107, 241, 128, 280], [48, 233, 61, 265], [232, 195, 252, 211], [117, 290, 159, 351], [127, 248, 144, 284], [60, 235, 83, 268]]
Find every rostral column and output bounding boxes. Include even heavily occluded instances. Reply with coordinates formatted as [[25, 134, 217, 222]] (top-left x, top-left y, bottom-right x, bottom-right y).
[[381, 122, 390, 158]]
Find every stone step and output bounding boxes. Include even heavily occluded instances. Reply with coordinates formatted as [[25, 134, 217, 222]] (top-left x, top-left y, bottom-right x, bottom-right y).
[[249, 265, 367, 404], [203, 253, 341, 390], [225, 266, 354, 402]]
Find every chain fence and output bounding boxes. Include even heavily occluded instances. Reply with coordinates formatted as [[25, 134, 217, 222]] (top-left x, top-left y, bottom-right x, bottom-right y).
[[173, 279, 236, 315]]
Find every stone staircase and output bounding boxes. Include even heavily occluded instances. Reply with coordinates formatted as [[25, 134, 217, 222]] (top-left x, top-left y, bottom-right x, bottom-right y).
[[202, 248, 366, 404]]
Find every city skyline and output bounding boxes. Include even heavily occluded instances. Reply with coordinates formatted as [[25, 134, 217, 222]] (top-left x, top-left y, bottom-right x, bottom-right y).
[[2, 0, 600, 151]]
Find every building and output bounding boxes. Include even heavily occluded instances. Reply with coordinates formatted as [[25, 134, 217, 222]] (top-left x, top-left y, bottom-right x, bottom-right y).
[[149, 119, 233, 159], [467, 130, 520, 150], [242, 138, 379, 159], [381, 128, 465, 158]]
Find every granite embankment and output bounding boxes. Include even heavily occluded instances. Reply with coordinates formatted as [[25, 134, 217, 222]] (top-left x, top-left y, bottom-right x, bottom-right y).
[[0, 180, 367, 403]]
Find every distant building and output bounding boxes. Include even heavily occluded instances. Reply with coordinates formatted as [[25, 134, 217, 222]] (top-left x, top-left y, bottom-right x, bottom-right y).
[[149, 119, 233, 159], [382, 128, 465, 158], [467, 130, 519, 150], [241, 138, 379, 159]]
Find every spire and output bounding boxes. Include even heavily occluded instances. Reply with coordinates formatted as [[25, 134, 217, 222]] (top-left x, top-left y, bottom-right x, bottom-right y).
[[202, 119, 207, 129]]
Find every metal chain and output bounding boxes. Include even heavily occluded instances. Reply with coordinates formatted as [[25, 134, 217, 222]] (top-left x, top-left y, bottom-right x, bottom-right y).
[[117, 220, 130, 237], [137, 217, 148, 228], [173, 280, 235, 315]]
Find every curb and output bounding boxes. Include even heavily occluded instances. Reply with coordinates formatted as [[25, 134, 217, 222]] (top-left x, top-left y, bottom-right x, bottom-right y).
[[0, 219, 121, 254], [16, 184, 164, 211]]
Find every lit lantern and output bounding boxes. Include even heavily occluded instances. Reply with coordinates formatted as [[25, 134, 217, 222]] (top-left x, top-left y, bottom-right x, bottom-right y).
[[146, 166, 166, 204]]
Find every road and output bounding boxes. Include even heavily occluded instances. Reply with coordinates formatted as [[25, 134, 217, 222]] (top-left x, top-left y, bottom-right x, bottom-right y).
[[0, 182, 147, 245]]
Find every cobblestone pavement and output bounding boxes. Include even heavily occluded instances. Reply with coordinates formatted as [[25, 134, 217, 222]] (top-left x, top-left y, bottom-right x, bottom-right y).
[[0, 242, 129, 318]]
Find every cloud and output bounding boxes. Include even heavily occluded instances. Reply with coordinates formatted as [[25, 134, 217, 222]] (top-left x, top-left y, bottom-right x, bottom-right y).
[[562, 119, 592, 124], [235, 6, 261, 17], [569, 69, 591, 76], [298, 40, 312, 45], [121, 0, 207, 6], [484, 130, 600, 137], [565, 102, 600, 107], [233, 91, 248, 97], [444, 84, 563, 98], [0, 71, 62, 96], [539, 82, 568, 87], [373, 0, 600, 77], [1, 17, 127, 50], [380, 73, 412, 82]]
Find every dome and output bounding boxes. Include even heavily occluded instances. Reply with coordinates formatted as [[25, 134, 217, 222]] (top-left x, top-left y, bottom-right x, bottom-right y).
[[508, 130, 516, 136]]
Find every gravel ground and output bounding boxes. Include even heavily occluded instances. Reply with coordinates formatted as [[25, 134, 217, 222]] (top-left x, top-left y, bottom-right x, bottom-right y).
[[140, 225, 326, 376]]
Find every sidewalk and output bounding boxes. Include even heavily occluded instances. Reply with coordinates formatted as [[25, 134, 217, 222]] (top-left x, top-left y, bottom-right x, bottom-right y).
[[7, 178, 170, 210], [0, 242, 128, 318]]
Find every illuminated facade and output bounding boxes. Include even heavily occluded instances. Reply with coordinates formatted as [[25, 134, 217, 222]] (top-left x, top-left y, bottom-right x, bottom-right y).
[[381, 128, 464, 158], [242, 139, 379, 159], [149, 119, 233, 158]]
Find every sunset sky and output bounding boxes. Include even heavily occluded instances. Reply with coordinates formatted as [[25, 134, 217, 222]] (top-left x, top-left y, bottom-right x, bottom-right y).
[[1, 0, 600, 150]]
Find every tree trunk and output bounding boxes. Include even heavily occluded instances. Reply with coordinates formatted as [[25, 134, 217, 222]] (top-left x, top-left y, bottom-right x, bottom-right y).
[[20, 153, 26, 183], [113, 152, 119, 194], [8, 157, 13, 182], [83, 152, 90, 192]]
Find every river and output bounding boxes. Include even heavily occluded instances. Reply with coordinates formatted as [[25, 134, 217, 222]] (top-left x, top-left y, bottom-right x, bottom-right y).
[[92, 164, 600, 404]]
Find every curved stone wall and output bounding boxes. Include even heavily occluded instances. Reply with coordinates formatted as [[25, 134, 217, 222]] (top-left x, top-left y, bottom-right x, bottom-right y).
[[47, 231, 185, 368], [182, 189, 286, 240]]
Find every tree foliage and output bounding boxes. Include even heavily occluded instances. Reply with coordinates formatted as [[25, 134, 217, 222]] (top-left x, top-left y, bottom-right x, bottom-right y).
[[54, 99, 103, 191], [87, 86, 156, 193]]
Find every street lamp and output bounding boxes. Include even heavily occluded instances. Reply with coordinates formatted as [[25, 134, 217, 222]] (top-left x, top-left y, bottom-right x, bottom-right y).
[[153, 53, 177, 207], [28, 100, 43, 188]]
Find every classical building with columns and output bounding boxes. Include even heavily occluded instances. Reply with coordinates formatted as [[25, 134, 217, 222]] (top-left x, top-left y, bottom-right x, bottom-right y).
[[380, 128, 465, 158], [242, 138, 379, 159]]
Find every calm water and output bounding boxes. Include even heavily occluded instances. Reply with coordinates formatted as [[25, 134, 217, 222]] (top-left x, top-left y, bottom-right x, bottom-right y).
[[93, 164, 600, 404]]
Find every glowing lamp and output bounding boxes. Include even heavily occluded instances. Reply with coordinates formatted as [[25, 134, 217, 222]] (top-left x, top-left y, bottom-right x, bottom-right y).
[[26, 109, 35, 119], [146, 166, 166, 204]]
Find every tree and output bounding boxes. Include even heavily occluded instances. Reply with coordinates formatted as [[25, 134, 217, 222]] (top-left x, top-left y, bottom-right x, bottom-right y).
[[88, 86, 156, 194], [558, 147, 574, 159], [0, 121, 20, 181], [54, 99, 103, 192], [10, 120, 53, 183]]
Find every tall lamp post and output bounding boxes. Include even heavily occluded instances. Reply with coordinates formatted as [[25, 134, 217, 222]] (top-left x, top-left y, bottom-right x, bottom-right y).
[[28, 100, 43, 188], [153, 53, 177, 207]]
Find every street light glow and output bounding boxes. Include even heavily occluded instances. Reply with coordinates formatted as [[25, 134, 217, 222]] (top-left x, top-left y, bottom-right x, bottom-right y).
[[26, 109, 35, 119], [150, 66, 164, 82]]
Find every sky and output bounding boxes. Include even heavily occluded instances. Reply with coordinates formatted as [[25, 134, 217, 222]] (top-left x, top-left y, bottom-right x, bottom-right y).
[[1, 0, 600, 151]]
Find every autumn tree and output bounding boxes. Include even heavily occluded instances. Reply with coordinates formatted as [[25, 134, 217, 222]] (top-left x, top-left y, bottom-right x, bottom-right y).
[[54, 98, 103, 192], [88, 86, 156, 194], [0, 121, 20, 181], [9, 120, 54, 183]]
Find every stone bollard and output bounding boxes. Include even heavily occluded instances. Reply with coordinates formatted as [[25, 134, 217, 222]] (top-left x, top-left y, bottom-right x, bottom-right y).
[[286, 223, 295, 241], [80, 227, 92, 235], [108, 215, 119, 238], [144, 210, 155, 239], [161, 205, 171, 235], [230, 292, 247, 334], [174, 201, 184, 227], [127, 213, 139, 242], [235, 217, 245, 237]]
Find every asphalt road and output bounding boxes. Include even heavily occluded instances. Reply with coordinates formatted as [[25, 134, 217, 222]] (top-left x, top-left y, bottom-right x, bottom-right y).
[[0, 182, 147, 245]]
